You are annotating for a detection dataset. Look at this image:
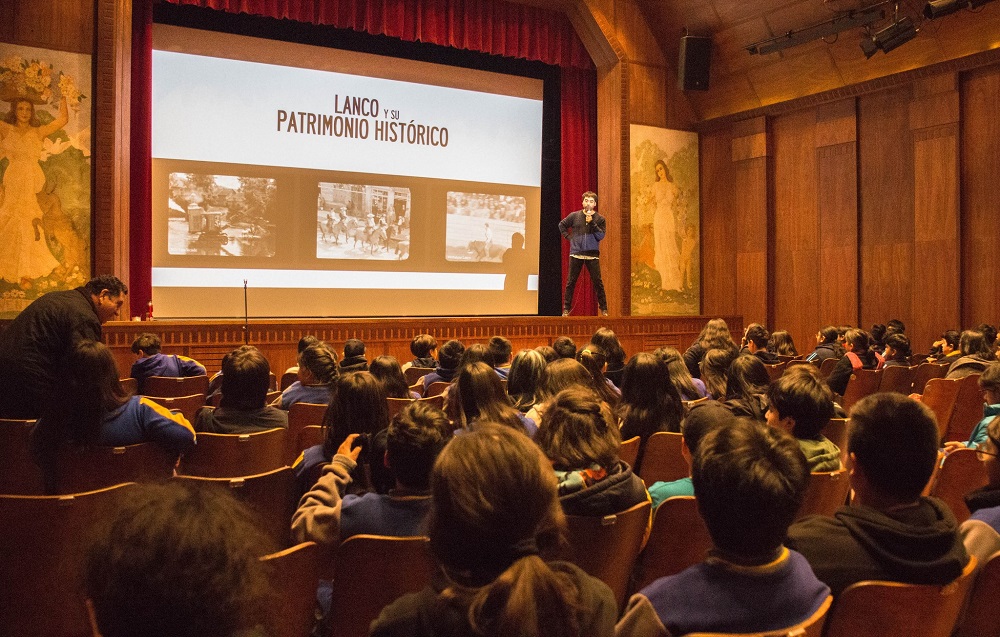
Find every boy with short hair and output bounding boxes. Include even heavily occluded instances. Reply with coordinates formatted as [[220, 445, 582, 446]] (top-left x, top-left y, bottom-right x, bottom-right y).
[[130, 332, 207, 389], [487, 335, 513, 379], [402, 334, 437, 371], [766, 365, 841, 472], [340, 338, 368, 373]]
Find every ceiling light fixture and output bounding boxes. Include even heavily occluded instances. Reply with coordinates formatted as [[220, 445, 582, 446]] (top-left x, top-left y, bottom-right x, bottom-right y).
[[746, 4, 885, 55], [860, 14, 918, 57]]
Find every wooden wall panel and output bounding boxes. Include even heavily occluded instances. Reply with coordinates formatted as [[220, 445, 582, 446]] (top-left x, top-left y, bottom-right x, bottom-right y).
[[733, 155, 767, 327], [858, 86, 914, 333], [700, 127, 737, 317], [772, 108, 819, 352], [961, 67, 1000, 328], [817, 140, 858, 332], [7, 0, 93, 53]]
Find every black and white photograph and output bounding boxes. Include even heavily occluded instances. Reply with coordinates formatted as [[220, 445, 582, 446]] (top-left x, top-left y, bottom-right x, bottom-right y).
[[316, 182, 411, 260], [445, 192, 526, 262], [167, 172, 277, 257]]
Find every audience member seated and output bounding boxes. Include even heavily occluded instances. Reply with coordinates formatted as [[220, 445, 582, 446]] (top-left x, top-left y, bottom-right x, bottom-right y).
[[294, 371, 389, 493], [487, 335, 513, 379], [129, 332, 206, 386], [654, 346, 708, 401], [766, 366, 840, 472], [647, 402, 736, 508], [339, 338, 369, 373], [787, 393, 969, 597], [768, 330, 798, 357], [370, 423, 618, 637], [591, 327, 627, 387], [576, 344, 621, 406], [274, 342, 337, 409], [870, 323, 888, 354], [882, 333, 912, 367], [943, 362, 1000, 452], [552, 335, 577, 360], [401, 333, 437, 372], [946, 329, 996, 380], [742, 323, 780, 364], [683, 318, 738, 379], [31, 340, 195, 492], [827, 328, 883, 397], [535, 344, 559, 363], [194, 346, 287, 434], [929, 329, 961, 365], [618, 353, 684, 444], [281, 334, 320, 377], [84, 480, 275, 637], [370, 355, 419, 399], [447, 361, 535, 436], [420, 339, 464, 391], [699, 347, 735, 400], [722, 354, 770, 422], [292, 400, 452, 546], [959, 413, 1000, 563], [506, 349, 547, 414], [618, 419, 828, 636], [805, 325, 844, 365], [525, 358, 603, 426], [535, 388, 648, 517]]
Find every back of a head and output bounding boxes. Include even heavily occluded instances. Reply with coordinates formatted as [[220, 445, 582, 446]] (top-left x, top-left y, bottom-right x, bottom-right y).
[[699, 318, 734, 351], [848, 393, 938, 502], [457, 343, 491, 373], [85, 481, 274, 637], [552, 336, 577, 359], [886, 319, 906, 335], [297, 335, 320, 354], [323, 370, 389, 456], [298, 342, 339, 384], [487, 336, 513, 368], [844, 328, 870, 353], [410, 333, 438, 359], [507, 349, 546, 404], [768, 331, 797, 356], [591, 327, 625, 367], [220, 346, 270, 410], [131, 333, 161, 356], [681, 402, 737, 455], [981, 362, 1000, 394], [819, 326, 839, 344], [539, 358, 597, 401], [343, 338, 366, 359], [725, 354, 770, 401], [84, 275, 128, 298], [766, 366, 834, 439], [942, 330, 961, 350], [369, 355, 410, 397], [429, 423, 581, 637], [536, 387, 620, 470], [620, 352, 670, 408], [692, 419, 809, 561], [960, 330, 992, 358], [438, 339, 466, 370], [977, 324, 998, 348], [535, 345, 559, 363], [745, 324, 769, 349], [884, 333, 912, 361], [870, 324, 887, 347], [387, 401, 453, 490]]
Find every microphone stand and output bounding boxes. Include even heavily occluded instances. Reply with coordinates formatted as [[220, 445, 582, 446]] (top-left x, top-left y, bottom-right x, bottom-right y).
[[243, 279, 249, 345]]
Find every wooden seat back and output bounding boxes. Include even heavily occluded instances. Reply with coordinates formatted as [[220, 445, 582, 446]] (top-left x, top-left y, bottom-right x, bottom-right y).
[[784, 359, 817, 374], [633, 496, 711, 592], [280, 371, 298, 391], [55, 442, 177, 494], [404, 366, 435, 385], [119, 377, 138, 395], [327, 535, 435, 637], [140, 374, 210, 398], [0, 483, 137, 637], [823, 418, 849, 469], [823, 556, 977, 637], [564, 500, 651, 611], [922, 378, 962, 443], [638, 431, 687, 485], [297, 425, 325, 457], [424, 381, 450, 398], [927, 448, 987, 523], [819, 357, 840, 379], [286, 402, 328, 464], [842, 369, 882, 413], [955, 550, 1000, 637], [142, 393, 205, 423], [177, 467, 298, 548], [260, 541, 322, 637], [947, 374, 985, 443], [682, 396, 709, 415], [913, 362, 950, 395], [386, 396, 416, 420], [796, 469, 851, 521], [619, 436, 641, 470], [178, 428, 287, 478], [763, 361, 787, 382], [686, 595, 832, 637], [879, 365, 917, 395], [0, 418, 45, 495]]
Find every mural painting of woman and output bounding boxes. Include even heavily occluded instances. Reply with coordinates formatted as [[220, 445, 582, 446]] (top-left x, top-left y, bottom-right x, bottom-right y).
[[649, 159, 682, 292], [0, 96, 68, 282]]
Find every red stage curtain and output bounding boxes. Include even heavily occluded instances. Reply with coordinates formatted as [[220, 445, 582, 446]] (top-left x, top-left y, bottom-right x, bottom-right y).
[[131, 0, 597, 315]]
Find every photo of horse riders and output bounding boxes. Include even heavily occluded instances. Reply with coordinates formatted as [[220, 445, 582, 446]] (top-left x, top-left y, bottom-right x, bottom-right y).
[[316, 182, 411, 260], [445, 191, 526, 263]]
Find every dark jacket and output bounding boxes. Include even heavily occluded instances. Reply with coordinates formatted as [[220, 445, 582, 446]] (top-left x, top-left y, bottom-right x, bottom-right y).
[[557, 461, 649, 517], [946, 355, 991, 380], [827, 350, 880, 397], [683, 341, 706, 379], [806, 342, 842, 364], [194, 405, 288, 434], [558, 210, 606, 256], [339, 355, 369, 373], [787, 498, 968, 597], [0, 287, 101, 418], [753, 350, 781, 365]]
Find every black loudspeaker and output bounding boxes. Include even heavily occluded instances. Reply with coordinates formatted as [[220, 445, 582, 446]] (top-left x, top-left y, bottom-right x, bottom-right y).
[[678, 35, 711, 91]]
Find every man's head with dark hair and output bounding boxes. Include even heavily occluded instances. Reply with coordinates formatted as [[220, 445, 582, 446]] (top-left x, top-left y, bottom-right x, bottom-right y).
[[487, 336, 513, 368], [340, 338, 369, 372], [848, 393, 938, 505], [220, 345, 270, 410], [344, 338, 366, 359], [386, 401, 453, 490], [131, 333, 162, 356], [766, 365, 834, 440], [693, 418, 809, 562], [581, 190, 597, 206], [84, 275, 128, 324], [959, 330, 993, 358], [85, 481, 274, 637], [681, 401, 737, 456], [744, 323, 769, 350], [977, 324, 998, 348], [437, 339, 465, 370], [410, 334, 438, 359], [552, 335, 577, 359], [886, 319, 906, 335]]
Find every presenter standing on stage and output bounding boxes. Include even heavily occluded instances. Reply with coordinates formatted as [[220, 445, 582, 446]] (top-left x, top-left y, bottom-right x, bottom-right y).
[[559, 191, 608, 317]]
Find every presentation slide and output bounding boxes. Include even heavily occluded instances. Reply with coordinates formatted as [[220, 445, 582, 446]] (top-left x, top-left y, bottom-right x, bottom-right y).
[[151, 25, 544, 318]]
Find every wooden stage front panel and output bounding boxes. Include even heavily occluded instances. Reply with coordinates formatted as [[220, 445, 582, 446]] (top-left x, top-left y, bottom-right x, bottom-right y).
[[103, 315, 742, 376]]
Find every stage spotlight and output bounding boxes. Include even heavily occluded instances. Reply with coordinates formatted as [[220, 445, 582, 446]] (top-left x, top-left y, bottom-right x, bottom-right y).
[[923, 0, 964, 18], [969, 0, 998, 8], [861, 16, 918, 56]]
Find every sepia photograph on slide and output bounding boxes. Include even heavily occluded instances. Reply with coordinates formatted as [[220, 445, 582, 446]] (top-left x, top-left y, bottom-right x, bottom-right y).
[[316, 182, 411, 261], [445, 192, 526, 262], [167, 172, 277, 257]]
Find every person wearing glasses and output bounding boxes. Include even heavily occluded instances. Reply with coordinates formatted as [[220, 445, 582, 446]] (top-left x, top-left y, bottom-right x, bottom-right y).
[[943, 362, 1000, 453]]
